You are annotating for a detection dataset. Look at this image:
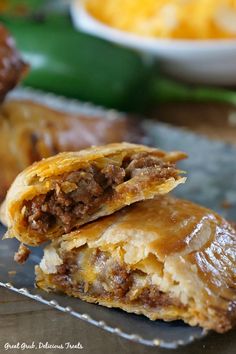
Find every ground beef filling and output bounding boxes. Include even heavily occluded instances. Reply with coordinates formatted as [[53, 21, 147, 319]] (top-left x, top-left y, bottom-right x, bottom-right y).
[[51, 247, 181, 310], [24, 153, 177, 234]]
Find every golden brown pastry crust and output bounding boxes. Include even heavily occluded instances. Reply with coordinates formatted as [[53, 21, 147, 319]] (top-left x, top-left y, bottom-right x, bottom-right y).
[[0, 99, 143, 202], [2, 143, 186, 245], [36, 196, 236, 333]]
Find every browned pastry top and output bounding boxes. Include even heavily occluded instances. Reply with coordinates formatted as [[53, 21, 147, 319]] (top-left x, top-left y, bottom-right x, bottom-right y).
[[37, 196, 236, 333]]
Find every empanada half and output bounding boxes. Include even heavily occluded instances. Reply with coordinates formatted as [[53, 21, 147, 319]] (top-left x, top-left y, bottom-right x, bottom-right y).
[[2, 143, 186, 245], [36, 196, 236, 333]]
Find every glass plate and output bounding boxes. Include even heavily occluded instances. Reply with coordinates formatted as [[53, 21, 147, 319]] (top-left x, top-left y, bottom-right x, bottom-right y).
[[1, 87, 235, 348]]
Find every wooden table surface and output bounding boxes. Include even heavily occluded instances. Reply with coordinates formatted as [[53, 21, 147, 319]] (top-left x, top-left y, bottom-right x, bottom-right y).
[[153, 102, 236, 144], [0, 102, 235, 354], [0, 286, 235, 354]]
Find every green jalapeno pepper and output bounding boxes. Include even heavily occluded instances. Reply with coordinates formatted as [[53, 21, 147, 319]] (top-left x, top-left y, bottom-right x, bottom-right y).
[[2, 15, 236, 111]]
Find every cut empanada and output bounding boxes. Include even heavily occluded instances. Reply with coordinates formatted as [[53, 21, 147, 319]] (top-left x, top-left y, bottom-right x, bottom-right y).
[[2, 143, 186, 245], [36, 196, 236, 333]]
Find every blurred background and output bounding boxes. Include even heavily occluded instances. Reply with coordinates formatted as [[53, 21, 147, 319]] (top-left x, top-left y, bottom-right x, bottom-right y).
[[1, 0, 236, 145]]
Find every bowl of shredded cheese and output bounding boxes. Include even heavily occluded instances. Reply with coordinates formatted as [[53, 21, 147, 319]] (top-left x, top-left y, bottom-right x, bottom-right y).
[[71, 0, 236, 85]]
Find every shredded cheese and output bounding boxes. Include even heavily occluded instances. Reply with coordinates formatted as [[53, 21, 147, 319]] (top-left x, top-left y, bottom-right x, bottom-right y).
[[86, 0, 236, 39]]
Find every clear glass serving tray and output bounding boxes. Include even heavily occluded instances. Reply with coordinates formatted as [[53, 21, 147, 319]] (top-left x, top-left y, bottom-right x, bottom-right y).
[[1, 87, 235, 349]]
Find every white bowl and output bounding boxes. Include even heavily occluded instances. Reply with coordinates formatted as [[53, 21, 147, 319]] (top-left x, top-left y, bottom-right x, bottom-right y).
[[71, 0, 236, 86]]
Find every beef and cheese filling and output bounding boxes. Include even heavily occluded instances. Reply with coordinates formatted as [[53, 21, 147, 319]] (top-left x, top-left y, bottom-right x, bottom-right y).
[[23, 153, 178, 235], [38, 245, 184, 312]]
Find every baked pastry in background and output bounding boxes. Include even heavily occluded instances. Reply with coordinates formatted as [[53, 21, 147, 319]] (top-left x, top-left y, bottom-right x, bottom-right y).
[[0, 24, 28, 101], [36, 195, 236, 333], [0, 99, 143, 202], [2, 142, 186, 245]]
